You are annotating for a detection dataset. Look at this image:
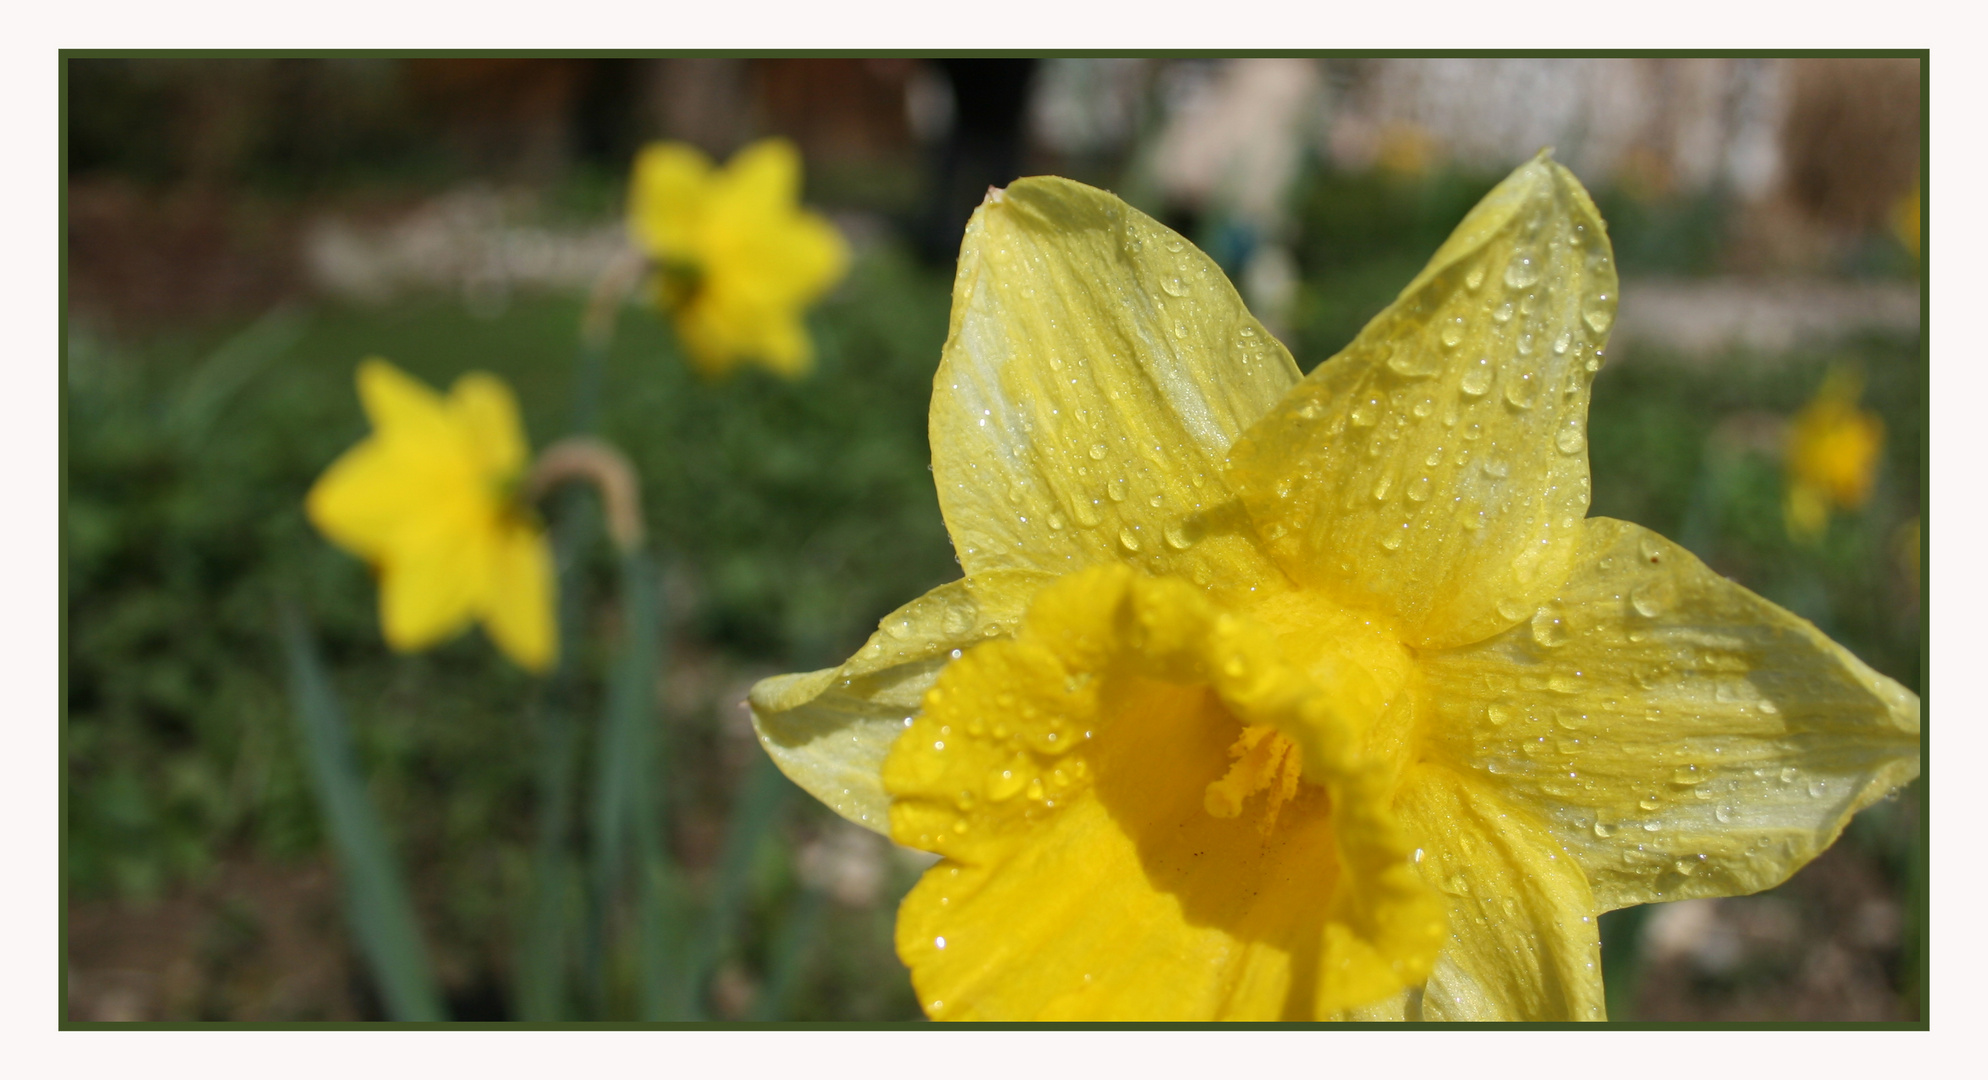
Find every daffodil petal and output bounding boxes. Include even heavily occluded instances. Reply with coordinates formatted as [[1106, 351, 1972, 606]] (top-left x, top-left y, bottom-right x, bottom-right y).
[[887, 566, 1445, 1020], [305, 439, 431, 558], [629, 141, 712, 257], [930, 177, 1299, 597], [479, 519, 556, 673], [376, 510, 488, 652], [1227, 154, 1618, 648], [748, 570, 1054, 834], [448, 372, 528, 481], [1395, 764, 1606, 1021], [1417, 517, 1920, 910], [715, 137, 803, 214], [356, 356, 453, 440]]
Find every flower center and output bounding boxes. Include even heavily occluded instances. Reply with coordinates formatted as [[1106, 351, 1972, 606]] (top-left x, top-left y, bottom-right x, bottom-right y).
[[1205, 723, 1310, 835]]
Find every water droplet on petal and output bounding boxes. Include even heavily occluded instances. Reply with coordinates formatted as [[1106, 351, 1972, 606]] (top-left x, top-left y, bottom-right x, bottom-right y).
[[1460, 359, 1494, 397], [1118, 526, 1141, 552], [1584, 299, 1614, 333], [1089, 442, 1108, 460], [1504, 372, 1539, 410], [1556, 425, 1587, 454], [1504, 252, 1541, 288], [1531, 601, 1571, 647], [1107, 478, 1127, 502]]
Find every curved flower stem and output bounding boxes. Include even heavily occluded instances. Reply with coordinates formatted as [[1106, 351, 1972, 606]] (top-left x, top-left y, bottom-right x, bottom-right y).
[[528, 437, 646, 555]]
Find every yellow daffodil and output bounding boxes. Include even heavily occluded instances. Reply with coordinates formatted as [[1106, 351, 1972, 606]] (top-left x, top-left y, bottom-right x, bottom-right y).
[[627, 137, 849, 379], [307, 359, 556, 673], [749, 156, 1920, 1021], [1783, 367, 1886, 542]]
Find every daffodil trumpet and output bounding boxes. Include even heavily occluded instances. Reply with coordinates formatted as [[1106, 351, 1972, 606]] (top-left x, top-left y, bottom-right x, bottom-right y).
[[749, 154, 1920, 1021]]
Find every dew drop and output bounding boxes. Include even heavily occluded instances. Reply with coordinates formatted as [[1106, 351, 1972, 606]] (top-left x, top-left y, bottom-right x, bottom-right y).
[[1107, 478, 1127, 502], [1531, 601, 1571, 647], [1504, 252, 1541, 288], [1555, 426, 1586, 454], [1165, 238, 1184, 253], [1047, 511, 1065, 530], [1350, 399, 1380, 426], [1089, 442, 1107, 460], [1492, 301, 1514, 324], [1496, 597, 1528, 622], [1481, 458, 1510, 479], [1161, 275, 1188, 297], [1584, 299, 1614, 333], [1118, 526, 1141, 552], [1407, 475, 1432, 502], [1487, 703, 1515, 726], [1173, 321, 1189, 339], [1381, 528, 1406, 551], [1593, 821, 1614, 838], [1164, 521, 1197, 550], [1714, 806, 1733, 823], [1440, 318, 1465, 348], [1630, 580, 1668, 618], [1553, 332, 1572, 355], [1459, 359, 1493, 397], [1372, 475, 1393, 501], [1504, 372, 1539, 410]]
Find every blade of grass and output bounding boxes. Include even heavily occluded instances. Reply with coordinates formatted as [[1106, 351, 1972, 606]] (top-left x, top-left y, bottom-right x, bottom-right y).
[[747, 886, 826, 1022], [277, 605, 446, 1022], [682, 753, 793, 1019]]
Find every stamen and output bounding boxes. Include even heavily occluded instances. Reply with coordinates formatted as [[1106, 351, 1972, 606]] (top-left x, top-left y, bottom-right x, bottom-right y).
[[1204, 724, 1309, 834]]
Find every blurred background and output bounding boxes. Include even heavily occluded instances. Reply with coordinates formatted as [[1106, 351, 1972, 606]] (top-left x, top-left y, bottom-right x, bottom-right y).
[[64, 56, 1923, 1022]]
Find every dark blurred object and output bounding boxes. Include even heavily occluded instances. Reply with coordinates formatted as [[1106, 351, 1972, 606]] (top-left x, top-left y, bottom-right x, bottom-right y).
[[916, 60, 1037, 265], [751, 60, 916, 165], [1780, 58, 1921, 234]]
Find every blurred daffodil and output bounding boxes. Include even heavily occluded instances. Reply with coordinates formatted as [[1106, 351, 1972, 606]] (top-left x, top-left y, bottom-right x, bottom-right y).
[[1891, 187, 1921, 258], [750, 159, 1919, 1021], [627, 138, 849, 379], [307, 359, 556, 673], [1784, 368, 1885, 542]]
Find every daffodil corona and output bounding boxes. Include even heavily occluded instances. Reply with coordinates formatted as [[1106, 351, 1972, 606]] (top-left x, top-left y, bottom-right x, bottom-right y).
[[750, 156, 1920, 1021], [627, 138, 849, 378], [307, 359, 556, 673]]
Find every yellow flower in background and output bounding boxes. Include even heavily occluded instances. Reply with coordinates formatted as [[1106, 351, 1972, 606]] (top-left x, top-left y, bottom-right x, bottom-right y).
[[1784, 367, 1885, 542], [627, 137, 849, 379], [750, 158, 1919, 1021], [1891, 187, 1921, 258], [307, 359, 556, 673]]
